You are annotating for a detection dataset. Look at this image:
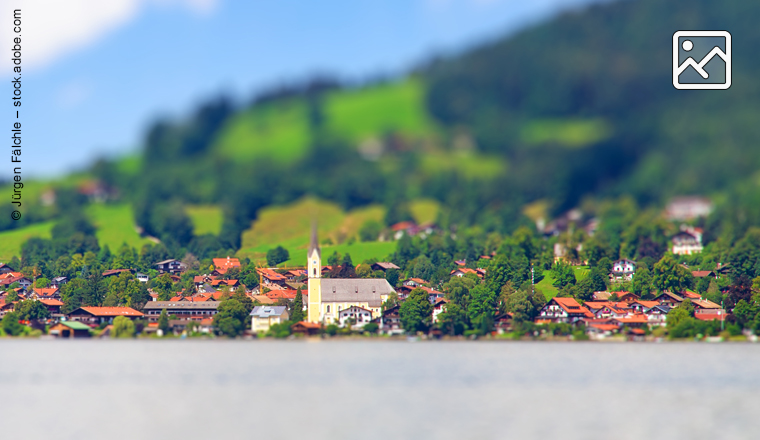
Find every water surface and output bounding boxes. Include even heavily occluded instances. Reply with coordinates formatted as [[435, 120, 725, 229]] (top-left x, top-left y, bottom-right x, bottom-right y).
[[1, 340, 758, 439]]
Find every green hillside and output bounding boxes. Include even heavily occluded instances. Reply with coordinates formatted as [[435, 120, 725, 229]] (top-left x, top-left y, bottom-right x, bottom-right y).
[[237, 196, 439, 264], [0, 222, 54, 261]]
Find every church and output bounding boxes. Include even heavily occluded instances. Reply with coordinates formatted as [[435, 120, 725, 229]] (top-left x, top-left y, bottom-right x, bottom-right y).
[[307, 226, 396, 324]]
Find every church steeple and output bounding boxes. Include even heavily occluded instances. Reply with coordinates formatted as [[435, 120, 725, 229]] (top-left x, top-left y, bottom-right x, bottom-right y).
[[308, 220, 321, 259], [307, 220, 322, 323]]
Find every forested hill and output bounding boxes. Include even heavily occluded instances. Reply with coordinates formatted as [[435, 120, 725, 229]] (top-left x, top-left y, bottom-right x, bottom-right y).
[[425, 0, 760, 210], [4, 0, 760, 261]]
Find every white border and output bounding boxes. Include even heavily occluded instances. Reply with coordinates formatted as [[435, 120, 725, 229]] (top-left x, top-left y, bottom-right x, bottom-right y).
[[672, 30, 731, 90]]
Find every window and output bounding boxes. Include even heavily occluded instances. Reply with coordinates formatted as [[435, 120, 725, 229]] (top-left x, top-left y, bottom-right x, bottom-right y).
[[326, 305, 331, 313]]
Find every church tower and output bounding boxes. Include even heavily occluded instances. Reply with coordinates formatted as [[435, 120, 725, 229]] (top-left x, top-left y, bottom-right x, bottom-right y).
[[307, 222, 322, 323]]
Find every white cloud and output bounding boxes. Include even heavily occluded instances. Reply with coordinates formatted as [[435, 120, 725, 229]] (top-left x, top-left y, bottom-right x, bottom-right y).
[[2, 0, 220, 73]]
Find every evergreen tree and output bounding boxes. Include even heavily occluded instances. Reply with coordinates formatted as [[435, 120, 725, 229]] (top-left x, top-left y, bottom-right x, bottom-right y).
[[158, 309, 170, 335], [291, 288, 305, 323]]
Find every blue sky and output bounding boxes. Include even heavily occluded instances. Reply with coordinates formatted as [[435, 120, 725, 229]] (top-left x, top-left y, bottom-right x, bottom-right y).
[[5, 0, 604, 178]]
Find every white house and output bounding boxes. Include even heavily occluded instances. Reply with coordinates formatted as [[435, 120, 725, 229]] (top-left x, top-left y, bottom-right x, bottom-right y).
[[611, 259, 636, 281], [672, 226, 703, 255], [250, 306, 289, 333], [338, 305, 373, 328]]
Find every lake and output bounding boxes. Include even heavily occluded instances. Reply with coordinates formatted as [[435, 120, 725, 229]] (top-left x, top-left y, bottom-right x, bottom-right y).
[[1, 340, 758, 440]]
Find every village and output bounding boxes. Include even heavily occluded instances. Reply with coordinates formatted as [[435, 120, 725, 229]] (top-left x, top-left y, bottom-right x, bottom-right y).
[[0, 197, 739, 341]]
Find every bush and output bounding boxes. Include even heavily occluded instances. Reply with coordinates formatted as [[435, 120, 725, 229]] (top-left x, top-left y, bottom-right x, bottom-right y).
[[325, 324, 339, 336], [363, 322, 379, 334]]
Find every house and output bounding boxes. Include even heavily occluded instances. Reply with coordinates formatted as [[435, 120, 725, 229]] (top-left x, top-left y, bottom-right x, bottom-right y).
[[616, 292, 640, 303], [380, 305, 402, 334], [0, 276, 32, 291], [402, 278, 427, 288], [258, 268, 289, 288], [212, 257, 240, 275], [630, 300, 660, 314], [284, 269, 307, 281], [66, 307, 144, 325], [391, 221, 417, 239], [593, 303, 630, 320], [194, 275, 217, 290], [664, 196, 713, 221], [645, 305, 671, 326], [39, 299, 64, 315], [691, 270, 716, 279], [155, 259, 184, 275], [654, 291, 684, 307], [143, 301, 220, 321], [450, 268, 485, 279], [494, 313, 513, 333], [432, 298, 449, 323], [136, 272, 149, 283], [611, 259, 636, 281], [338, 305, 373, 328], [537, 297, 594, 324], [250, 306, 289, 333], [671, 226, 703, 255], [371, 262, 401, 272], [31, 287, 60, 300], [210, 279, 241, 291], [592, 291, 612, 301], [102, 269, 134, 278], [0, 263, 15, 274], [50, 276, 68, 288], [292, 321, 321, 336], [585, 320, 621, 338], [613, 314, 649, 328], [251, 295, 276, 305], [49, 321, 91, 338]]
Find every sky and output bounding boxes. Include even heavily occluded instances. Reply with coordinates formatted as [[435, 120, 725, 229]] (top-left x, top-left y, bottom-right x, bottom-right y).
[[2, 0, 605, 178]]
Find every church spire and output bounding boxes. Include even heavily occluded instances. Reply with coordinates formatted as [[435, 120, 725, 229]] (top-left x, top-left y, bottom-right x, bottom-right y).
[[309, 220, 321, 258]]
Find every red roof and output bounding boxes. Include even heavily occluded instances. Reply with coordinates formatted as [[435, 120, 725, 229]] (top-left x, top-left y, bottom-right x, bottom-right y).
[[681, 290, 701, 299], [34, 287, 59, 296], [258, 268, 287, 281], [76, 307, 144, 317], [692, 271, 714, 277], [552, 297, 594, 318], [589, 324, 619, 331], [633, 300, 659, 308], [695, 312, 726, 322], [39, 299, 63, 306], [210, 279, 240, 287], [613, 315, 649, 324], [293, 321, 321, 329], [265, 289, 299, 300], [213, 257, 240, 275], [391, 221, 416, 232], [213, 257, 240, 270]]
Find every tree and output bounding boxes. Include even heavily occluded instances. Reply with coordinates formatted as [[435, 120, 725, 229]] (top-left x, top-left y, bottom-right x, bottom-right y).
[[5, 290, 19, 303], [413, 255, 435, 281], [505, 287, 546, 322], [652, 254, 693, 293], [467, 285, 497, 327], [266, 246, 290, 267], [438, 302, 468, 335], [551, 260, 576, 289], [158, 309, 170, 335], [1, 312, 24, 336], [631, 266, 653, 298], [291, 288, 305, 323], [34, 277, 50, 289], [111, 315, 135, 338], [152, 273, 175, 301], [85, 270, 107, 306], [60, 278, 88, 313], [385, 269, 400, 287], [214, 297, 249, 337], [399, 287, 433, 333], [359, 219, 382, 242], [444, 275, 477, 310], [596, 257, 613, 276], [14, 300, 51, 322], [667, 300, 694, 329]]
